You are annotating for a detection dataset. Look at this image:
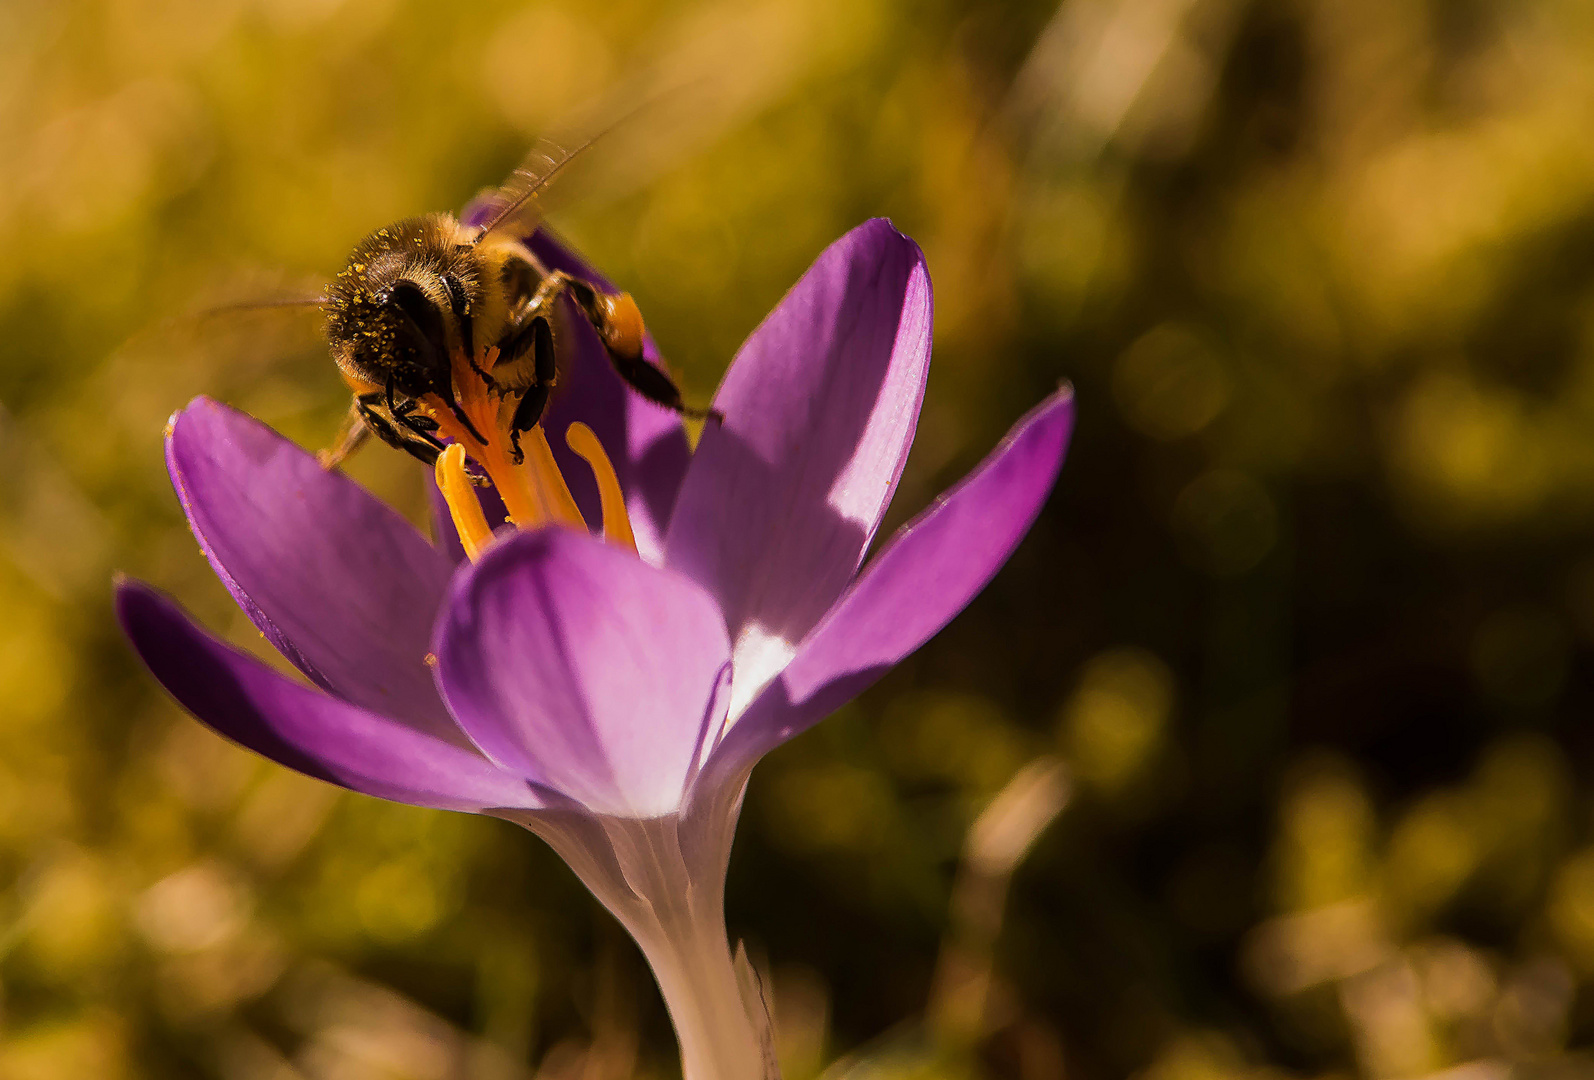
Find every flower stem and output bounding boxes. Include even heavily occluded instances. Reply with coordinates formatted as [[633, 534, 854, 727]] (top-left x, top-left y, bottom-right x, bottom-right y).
[[633, 900, 771, 1080], [519, 813, 777, 1080]]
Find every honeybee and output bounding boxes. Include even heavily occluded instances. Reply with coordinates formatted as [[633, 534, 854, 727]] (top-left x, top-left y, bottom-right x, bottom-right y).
[[317, 137, 705, 470]]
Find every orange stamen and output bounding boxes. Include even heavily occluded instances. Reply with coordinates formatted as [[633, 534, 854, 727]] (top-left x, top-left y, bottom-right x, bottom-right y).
[[421, 346, 549, 531], [521, 427, 585, 530], [566, 422, 637, 552], [417, 340, 638, 552], [435, 444, 494, 561]]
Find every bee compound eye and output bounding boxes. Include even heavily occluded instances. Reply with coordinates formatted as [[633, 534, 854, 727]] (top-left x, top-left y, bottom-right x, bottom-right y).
[[383, 280, 436, 323], [440, 273, 470, 317], [383, 280, 449, 365]]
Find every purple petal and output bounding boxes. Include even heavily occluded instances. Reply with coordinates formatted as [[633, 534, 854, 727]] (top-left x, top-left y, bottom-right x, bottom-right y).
[[704, 388, 1075, 775], [167, 398, 466, 745], [433, 529, 731, 818], [116, 579, 541, 814], [663, 220, 932, 706]]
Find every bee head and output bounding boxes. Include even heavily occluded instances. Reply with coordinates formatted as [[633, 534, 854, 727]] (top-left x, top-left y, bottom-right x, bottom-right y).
[[327, 275, 453, 398], [325, 215, 478, 399]]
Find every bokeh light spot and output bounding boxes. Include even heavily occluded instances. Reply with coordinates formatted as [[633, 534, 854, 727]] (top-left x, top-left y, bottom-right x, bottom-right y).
[[1172, 469, 1278, 577], [1113, 322, 1230, 441]]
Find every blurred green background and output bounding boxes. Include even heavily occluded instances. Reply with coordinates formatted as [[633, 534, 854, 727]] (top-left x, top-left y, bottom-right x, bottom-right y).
[[6, 0, 1594, 1076]]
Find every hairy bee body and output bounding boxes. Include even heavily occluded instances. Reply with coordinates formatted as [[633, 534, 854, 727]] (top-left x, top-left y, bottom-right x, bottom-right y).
[[318, 193, 692, 469], [326, 213, 536, 400]]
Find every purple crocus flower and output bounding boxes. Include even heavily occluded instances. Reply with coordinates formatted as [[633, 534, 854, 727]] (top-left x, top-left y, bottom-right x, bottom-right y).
[[117, 219, 1073, 1080]]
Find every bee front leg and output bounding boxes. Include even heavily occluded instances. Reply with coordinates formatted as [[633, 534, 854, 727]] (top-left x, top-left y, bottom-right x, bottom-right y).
[[390, 394, 442, 434], [386, 377, 449, 451], [353, 391, 442, 467]]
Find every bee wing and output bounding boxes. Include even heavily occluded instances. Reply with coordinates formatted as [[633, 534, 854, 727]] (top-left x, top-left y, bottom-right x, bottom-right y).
[[470, 6, 809, 242], [468, 133, 598, 243], [115, 283, 329, 413]]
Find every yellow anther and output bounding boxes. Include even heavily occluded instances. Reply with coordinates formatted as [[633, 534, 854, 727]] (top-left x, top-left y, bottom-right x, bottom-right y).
[[521, 426, 586, 531], [435, 444, 495, 562], [566, 422, 637, 553]]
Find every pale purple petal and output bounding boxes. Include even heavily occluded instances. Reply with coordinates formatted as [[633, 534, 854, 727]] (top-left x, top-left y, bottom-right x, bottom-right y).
[[702, 388, 1075, 777], [434, 529, 731, 818], [116, 580, 541, 814], [663, 219, 932, 710], [168, 398, 465, 745]]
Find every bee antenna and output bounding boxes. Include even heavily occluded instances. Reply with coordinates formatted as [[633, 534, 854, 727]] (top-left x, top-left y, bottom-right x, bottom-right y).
[[471, 133, 602, 246], [202, 296, 327, 317], [471, 94, 659, 246]]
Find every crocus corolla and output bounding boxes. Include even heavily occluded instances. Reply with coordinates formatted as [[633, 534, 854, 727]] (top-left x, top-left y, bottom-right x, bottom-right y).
[[117, 220, 1074, 1080]]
